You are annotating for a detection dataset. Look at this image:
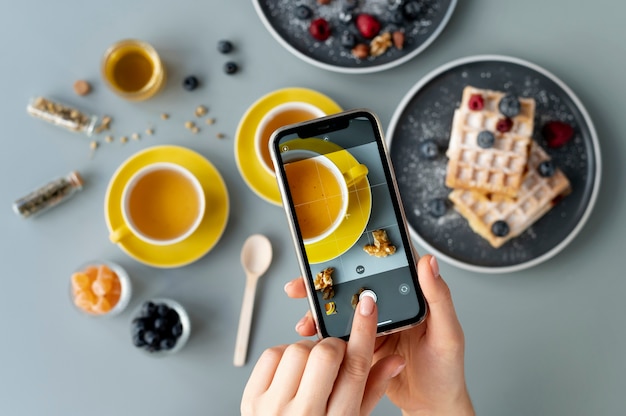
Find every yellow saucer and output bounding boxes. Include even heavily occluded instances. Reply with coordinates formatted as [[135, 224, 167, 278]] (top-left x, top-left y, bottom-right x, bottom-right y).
[[284, 138, 372, 264], [234, 87, 342, 205], [104, 146, 229, 268]]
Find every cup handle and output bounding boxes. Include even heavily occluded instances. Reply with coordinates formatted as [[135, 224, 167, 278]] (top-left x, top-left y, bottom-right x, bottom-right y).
[[344, 164, 369, 188], [110, 224, 131, 244]]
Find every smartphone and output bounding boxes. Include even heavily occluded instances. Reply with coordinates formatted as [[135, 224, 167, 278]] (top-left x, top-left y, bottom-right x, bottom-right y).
[[269, 108, 427, 339]]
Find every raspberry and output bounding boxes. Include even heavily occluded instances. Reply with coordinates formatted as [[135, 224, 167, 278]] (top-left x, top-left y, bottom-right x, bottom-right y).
[[468, 94, 484, 111], [355, 14, 381, 39], [309, 18, 332, 41], [496, 118, 513, 133], [543, 121, 574, 148]]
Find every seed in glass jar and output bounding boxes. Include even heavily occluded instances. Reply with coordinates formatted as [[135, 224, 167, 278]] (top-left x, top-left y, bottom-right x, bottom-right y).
[[195, 105, 208, 117], [161, 113, 170, 120], [205, 118, 215, 125], [73, 80, 92, 96]]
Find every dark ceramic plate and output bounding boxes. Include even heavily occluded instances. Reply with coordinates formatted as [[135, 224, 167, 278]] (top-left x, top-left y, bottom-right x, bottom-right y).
[[252, 0, 456, 74], [387, 55, 601, 273]]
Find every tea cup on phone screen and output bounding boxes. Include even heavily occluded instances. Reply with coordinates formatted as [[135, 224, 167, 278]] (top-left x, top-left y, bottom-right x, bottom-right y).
[[255, 102, 326, 177], [282, 150, 368, 245], [109, 162, 205, 246]]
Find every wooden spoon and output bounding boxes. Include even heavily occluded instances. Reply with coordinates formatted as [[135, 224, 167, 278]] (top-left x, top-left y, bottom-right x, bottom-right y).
[[234, 234, 273, 367]]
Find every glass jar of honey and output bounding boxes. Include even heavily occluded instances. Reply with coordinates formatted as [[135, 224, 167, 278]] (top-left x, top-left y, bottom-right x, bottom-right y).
[[101, 39, 165, 101]]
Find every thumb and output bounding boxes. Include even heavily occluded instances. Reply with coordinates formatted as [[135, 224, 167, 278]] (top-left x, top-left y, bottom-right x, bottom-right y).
[[359, 355, 406, 415], [418, 255, 464, 346]]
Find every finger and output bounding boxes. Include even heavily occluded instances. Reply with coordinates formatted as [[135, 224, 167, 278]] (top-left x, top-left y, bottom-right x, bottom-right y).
[[360, 355, 406, 415], [266, 340, 316, 402], [327, 295, 378, 413], [418, 255, 464, 346], [284, 277, 307, 298], [295, 311, 317, 337], [242, 344, 288, 406], [294, 338, 347, 413]]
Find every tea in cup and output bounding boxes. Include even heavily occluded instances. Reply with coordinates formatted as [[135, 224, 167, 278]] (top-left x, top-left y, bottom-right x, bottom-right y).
[[255, 102, 326, 176], [110, 162, 205, 246], [282, 150, 368, 244], [101, 39, 165, 101]]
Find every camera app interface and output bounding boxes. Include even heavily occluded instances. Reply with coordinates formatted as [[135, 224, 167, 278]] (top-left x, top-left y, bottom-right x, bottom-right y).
[[277, 115, 422, 337]]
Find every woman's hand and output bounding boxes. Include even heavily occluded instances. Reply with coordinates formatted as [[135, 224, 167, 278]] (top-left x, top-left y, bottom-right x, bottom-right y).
[[241, 295, 407, 415], [284, 255, 475, 416]]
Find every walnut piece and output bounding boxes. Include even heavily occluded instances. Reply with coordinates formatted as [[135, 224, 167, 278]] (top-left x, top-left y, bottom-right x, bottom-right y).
[[370, 32, 392, 57], [363, 229, 397, 257], [314, 267, 334, 291]]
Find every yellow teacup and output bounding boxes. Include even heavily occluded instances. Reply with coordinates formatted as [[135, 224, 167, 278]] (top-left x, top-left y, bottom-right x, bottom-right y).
[[282, 149, 368, 244], [110, 162, 205, 246], [255, 102, 326, 176]]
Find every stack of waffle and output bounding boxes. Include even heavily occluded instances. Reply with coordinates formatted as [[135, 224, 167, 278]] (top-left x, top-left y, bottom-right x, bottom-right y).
[[445, 86, 571, 248]]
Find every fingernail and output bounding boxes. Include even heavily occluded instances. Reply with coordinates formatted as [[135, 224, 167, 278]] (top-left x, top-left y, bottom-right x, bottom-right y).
[[295, 316, 307, 332], [390, 362, 406, 378], [283, 280, 292, 292], [429, 256, 440, 278], [359, 295, 375, 316]]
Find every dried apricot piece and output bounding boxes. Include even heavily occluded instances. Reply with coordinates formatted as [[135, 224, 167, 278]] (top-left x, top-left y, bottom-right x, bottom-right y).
[[92, 297, 112, 314], [92, 279, 112, 296], [71, 272, 91, 292], [74, 291, 96, 312]]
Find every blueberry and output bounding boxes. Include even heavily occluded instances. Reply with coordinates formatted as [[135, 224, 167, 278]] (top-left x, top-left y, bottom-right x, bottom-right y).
[[183, 75, 199, 91], [172, 322, 183, 338], [153, 317, 168, 331], [427, 198, 448, 218], [132, 317, 150, 333], [538, 160, 556, 177], [294, 4, 312, 20], [224, 61, 239, 75], [477, 130, 495, 148], [140, 301, 156, 317], [491, 220, 510, 237], [340, 31, 356, 49], [419, 139, 439, 160], [143, 330, 160, 347], [499, 94, 521, 118], [156, 303, 170, 317], [390, 10, 405, 25], [217, 40, 233, 54], [402, 0, 422, 20], [343, 0, 359, 11], [160, 337, 177, 351], [132, 331, 146, 347]]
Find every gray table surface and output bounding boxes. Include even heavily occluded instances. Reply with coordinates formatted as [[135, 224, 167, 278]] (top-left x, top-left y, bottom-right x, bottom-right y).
[[1, 0, 624, 415]]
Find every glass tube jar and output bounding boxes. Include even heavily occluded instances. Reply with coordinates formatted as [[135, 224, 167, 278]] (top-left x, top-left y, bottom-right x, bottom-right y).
[[27, 97, 98, 136], [13, 171, 84, 218]]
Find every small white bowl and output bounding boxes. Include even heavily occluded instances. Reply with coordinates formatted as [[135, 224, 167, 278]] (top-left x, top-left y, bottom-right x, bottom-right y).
[[70, 260, 131, 318], [130, 298, 191, 356]]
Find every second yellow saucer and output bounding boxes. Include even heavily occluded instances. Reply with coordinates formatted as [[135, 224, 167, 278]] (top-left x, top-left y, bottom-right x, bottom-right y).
[[234, 87, 342, 206]]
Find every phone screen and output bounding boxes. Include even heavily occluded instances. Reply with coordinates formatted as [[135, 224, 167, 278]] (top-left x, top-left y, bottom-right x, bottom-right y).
[[272, 110, 426, 339]]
